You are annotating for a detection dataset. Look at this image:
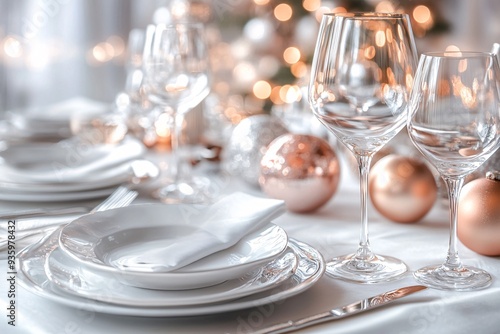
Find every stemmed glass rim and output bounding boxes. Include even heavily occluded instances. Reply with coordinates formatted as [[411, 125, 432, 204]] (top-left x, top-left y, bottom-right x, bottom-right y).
[[154, 22, 205, 31], [322, 12, 409, 19], [142, 22, 206, 62], [421, 51, 496, 59]]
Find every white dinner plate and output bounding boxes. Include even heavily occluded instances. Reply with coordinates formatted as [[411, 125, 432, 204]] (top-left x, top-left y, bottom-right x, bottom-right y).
[[59, 203, 289, 289], [0, 166, 130, 193], [17, 235, 324, 317], [46, 232, 297, 307]]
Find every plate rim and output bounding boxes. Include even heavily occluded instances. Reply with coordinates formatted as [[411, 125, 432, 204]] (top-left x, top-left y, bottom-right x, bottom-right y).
[[17, 236, 325, 317], [45, 241, 298, 307]]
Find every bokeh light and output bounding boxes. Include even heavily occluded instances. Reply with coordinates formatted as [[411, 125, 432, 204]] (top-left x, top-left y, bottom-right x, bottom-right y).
[[291, 61, 308, 78], [3, 36, 23, 58], [375, 30, 386, 47], [92, 42, 114, 62], [445, 45, 461, 52], [253, 80, 272, 99], [413, 5, 431, 24], [274, 4, 293, 22], [303, 0, 321, 12], [283, 47, 301, 64], [375, 1, 395, 13]]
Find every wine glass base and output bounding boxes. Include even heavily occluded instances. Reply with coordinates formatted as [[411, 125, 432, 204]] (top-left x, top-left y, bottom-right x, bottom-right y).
[[153, 177, 212, 204], [413, 264, 492, 291], [325, 253, 408, 284]]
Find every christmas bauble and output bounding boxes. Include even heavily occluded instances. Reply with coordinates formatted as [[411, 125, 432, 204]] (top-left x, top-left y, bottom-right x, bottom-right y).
[[259, 134, 340, 213], [224, 115, 288, 186], [369, 155, 437, 223], [458, 171, 500, 256]]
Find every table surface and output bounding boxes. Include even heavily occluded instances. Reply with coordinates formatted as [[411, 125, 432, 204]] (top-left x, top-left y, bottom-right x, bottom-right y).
[[1, 157, 499, 334]]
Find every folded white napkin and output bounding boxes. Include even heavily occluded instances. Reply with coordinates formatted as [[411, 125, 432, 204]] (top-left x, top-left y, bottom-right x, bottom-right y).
[[112, 192, 286, 272], [0, 137, 145, 184]]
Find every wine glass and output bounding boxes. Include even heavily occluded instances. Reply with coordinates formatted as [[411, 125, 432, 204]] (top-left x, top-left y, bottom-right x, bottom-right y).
[[407, 51, 500, 290], [309, 12, 418, 283], [142, 23, 211, 204]]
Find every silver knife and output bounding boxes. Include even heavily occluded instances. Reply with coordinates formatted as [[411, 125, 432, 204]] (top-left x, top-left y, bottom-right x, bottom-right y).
[[254, 285, 427, 334]]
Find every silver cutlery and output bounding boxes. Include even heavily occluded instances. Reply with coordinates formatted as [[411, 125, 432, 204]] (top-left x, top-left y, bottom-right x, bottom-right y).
[[254, 285, 428, 334], [88, 186, 138, 213]]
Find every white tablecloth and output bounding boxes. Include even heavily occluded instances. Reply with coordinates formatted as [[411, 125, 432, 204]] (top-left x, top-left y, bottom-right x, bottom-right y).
[[1, 161, 499, 334]]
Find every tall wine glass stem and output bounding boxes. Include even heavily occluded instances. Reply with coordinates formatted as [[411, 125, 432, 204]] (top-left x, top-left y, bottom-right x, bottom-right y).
[[443, 176, 464, 269], [171, 111, 185, 183], [356, 154, 374, 260], [325, 150, 407, 283], [413, 175, 492, 290], [155, 107, 204, 204]]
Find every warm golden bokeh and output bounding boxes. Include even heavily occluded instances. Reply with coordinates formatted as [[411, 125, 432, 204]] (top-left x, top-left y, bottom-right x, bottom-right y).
[[274, 3, 293, 22], [253, 80, 272, 99], [302, 0, 321, 12], [283, 47, 301, 64]]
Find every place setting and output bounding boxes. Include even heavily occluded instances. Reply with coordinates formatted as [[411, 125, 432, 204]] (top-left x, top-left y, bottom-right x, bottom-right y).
[[15, 192, 326, 317]]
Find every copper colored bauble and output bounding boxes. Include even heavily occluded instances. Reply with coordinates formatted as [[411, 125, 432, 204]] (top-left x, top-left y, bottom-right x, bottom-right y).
[[259, 134, 340, 213], [458, 171, 500, 256], [369, 155, 437, 223], [224, 115, 288, 186]]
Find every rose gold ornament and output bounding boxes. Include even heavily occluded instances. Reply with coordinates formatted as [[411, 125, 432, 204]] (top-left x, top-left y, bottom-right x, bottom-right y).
[[458, 171, 500, 256], [369, 155, 437, 223], [259, 134, 340, 213]]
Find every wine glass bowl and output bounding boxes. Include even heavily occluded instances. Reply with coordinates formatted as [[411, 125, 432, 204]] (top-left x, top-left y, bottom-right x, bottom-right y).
[[311, 13, 417, 156], [143, 23, 210, 114], [309, 12, 418, 283], [408, 51, 500, 290]]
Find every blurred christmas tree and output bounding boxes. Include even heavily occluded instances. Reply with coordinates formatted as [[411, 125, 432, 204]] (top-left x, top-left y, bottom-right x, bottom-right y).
[[192, 0, 449, 116], [153, 0, 449, 145]]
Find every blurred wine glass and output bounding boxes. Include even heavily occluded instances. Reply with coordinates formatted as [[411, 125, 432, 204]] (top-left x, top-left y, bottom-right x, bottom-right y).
[[309, 12, 418, 283], [408, 51, 500, 290], [142, 23, 211, 203], [125, 29, 147, 103], [119, 28, 159, 144]]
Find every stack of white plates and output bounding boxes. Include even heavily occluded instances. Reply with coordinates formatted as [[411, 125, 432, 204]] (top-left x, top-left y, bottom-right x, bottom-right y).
[[2, 97, 110, 141], [0, 136, 145, 202], [16, 204, 325, 317]]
